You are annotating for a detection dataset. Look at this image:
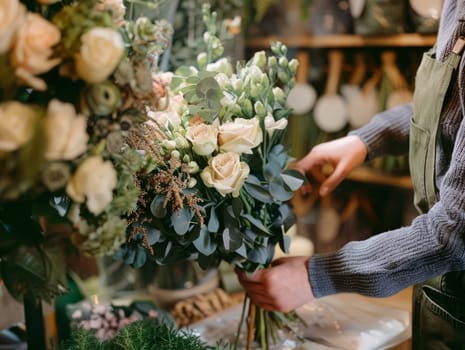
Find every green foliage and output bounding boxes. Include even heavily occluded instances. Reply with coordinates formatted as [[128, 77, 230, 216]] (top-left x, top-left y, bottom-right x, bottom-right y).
[[60, 319, 227, 350]]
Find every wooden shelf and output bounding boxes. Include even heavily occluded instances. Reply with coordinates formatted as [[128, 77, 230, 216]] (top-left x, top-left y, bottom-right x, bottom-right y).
[[245, 33, 437, 49], [347, 166, 413, 189]]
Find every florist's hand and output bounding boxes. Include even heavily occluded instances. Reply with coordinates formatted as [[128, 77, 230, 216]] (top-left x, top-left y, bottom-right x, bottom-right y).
[[295, 135, 367, 196], [235, 256, 314, 313]]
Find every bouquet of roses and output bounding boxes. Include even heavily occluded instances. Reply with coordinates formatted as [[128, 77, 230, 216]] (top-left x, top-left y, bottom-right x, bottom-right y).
[[0, 0, 173, 304], [117, 5, 305, 349]]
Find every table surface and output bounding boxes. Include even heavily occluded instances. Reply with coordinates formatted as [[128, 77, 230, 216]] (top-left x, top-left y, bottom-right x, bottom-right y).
[[357, 287, 413, 350]]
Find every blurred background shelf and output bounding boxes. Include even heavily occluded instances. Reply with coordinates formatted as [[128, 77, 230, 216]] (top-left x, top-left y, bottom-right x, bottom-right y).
[[245, 33, 437, 49], [347, 166, 412, 189]]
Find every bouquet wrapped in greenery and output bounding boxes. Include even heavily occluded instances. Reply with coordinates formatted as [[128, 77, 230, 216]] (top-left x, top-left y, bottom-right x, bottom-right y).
[[0, 0, 172, 303], [117, 5, 305, 349]]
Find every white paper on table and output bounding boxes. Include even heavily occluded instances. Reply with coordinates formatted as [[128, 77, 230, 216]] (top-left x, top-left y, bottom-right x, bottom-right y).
[[295, 293, 410, 350]]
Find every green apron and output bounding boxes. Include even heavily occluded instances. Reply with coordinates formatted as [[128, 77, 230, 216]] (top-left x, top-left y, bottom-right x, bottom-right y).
[[409, 38, 465, 350]]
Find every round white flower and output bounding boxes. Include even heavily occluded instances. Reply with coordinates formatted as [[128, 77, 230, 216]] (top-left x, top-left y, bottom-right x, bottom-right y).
[[206, 57, 233, 76], [11, 13, 61, 90], [66, 156, 117, 215], [75, 27, 124, 84], [43, 99, 89, 160], [186, 123, 218, 156], [0, 0, 26, 54], [201, 152, 250, 197], [0, 101, 38, 151], [219, 117, 262, 154]]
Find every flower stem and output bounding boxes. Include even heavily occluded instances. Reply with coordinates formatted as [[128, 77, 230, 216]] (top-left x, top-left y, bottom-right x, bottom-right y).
[[234, 296, 249, 350], [247, 302, 256, 350]]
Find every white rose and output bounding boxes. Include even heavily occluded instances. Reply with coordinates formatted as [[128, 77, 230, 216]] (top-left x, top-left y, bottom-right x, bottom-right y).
[[219, 117, 263, 154], [0, 0, 26, 54], [66, 156, 117, 215], [264, 113, 288, 136], [43, 99, 89, 160], [0, 101, 38, 151], [186, 123, 218, 156], [11, 13, 61, 90], [201, 152, 250, 197], [75, 27, 124, 84]]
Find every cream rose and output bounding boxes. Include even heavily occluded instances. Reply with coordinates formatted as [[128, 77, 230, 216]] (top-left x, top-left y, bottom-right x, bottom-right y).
[[0, 0, 26, 54], [75, 27, 124, 84], [219, 117, 263, 154], [201, 152, 249, 197], [66, 156, 117, 215], [0, 101, 38, 151], [11, 13, 61, 90], [186, 123, 218, 156], [43, 99, 89, 160]]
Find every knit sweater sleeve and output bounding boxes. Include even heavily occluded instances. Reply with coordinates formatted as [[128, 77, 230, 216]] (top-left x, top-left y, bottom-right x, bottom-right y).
[[309, 113, 465, 298], [348, 103, 412, 161], [308, 0, 465, 298]]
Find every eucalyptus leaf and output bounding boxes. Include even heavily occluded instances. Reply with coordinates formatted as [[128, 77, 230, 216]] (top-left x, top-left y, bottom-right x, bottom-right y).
[[247, 245, 273, 265], [196, 77, 220, 96], [263, 160, 281, 180], [150, 195, 167, 218], [242, 214, 270, 235], [207, 207, 219, 232], [133, 246, 147, 268], [147, 228, 162, 245], [231, 197, 243, 218], [235, 243, 248, 258], [269, 181, 294, 201], [193, 225, 217, 256], [244, 182, 273, 204], [268, 150, 287, 169], [281, 169, 306, 191], [164, 241, 172, 258], [279, 235, 291, 255], [123, 247, 136, 265], [222, 227, 242, 252], [171, 208, 193, 235]]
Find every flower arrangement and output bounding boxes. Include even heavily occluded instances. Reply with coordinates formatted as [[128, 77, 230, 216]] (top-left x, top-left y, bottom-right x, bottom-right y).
[[0, 0, 303, 347], [0, 0, 172, 303], [115, 5, 305, 348], [119, 5, 302, 270]]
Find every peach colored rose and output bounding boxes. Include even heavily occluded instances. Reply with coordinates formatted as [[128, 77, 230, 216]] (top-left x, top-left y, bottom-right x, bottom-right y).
[[11, 13, 61, 90], [75, 27, 124, 84], [0, 101, 38, 151], [43, 99, 89, 160], [219, 117, 262, 154], [0, 0, 26, 54], [201, 152, 249, 197]]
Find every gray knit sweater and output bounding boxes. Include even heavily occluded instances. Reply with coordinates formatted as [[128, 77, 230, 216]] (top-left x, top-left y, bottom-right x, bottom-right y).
[[309, 0, 465, 298]]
